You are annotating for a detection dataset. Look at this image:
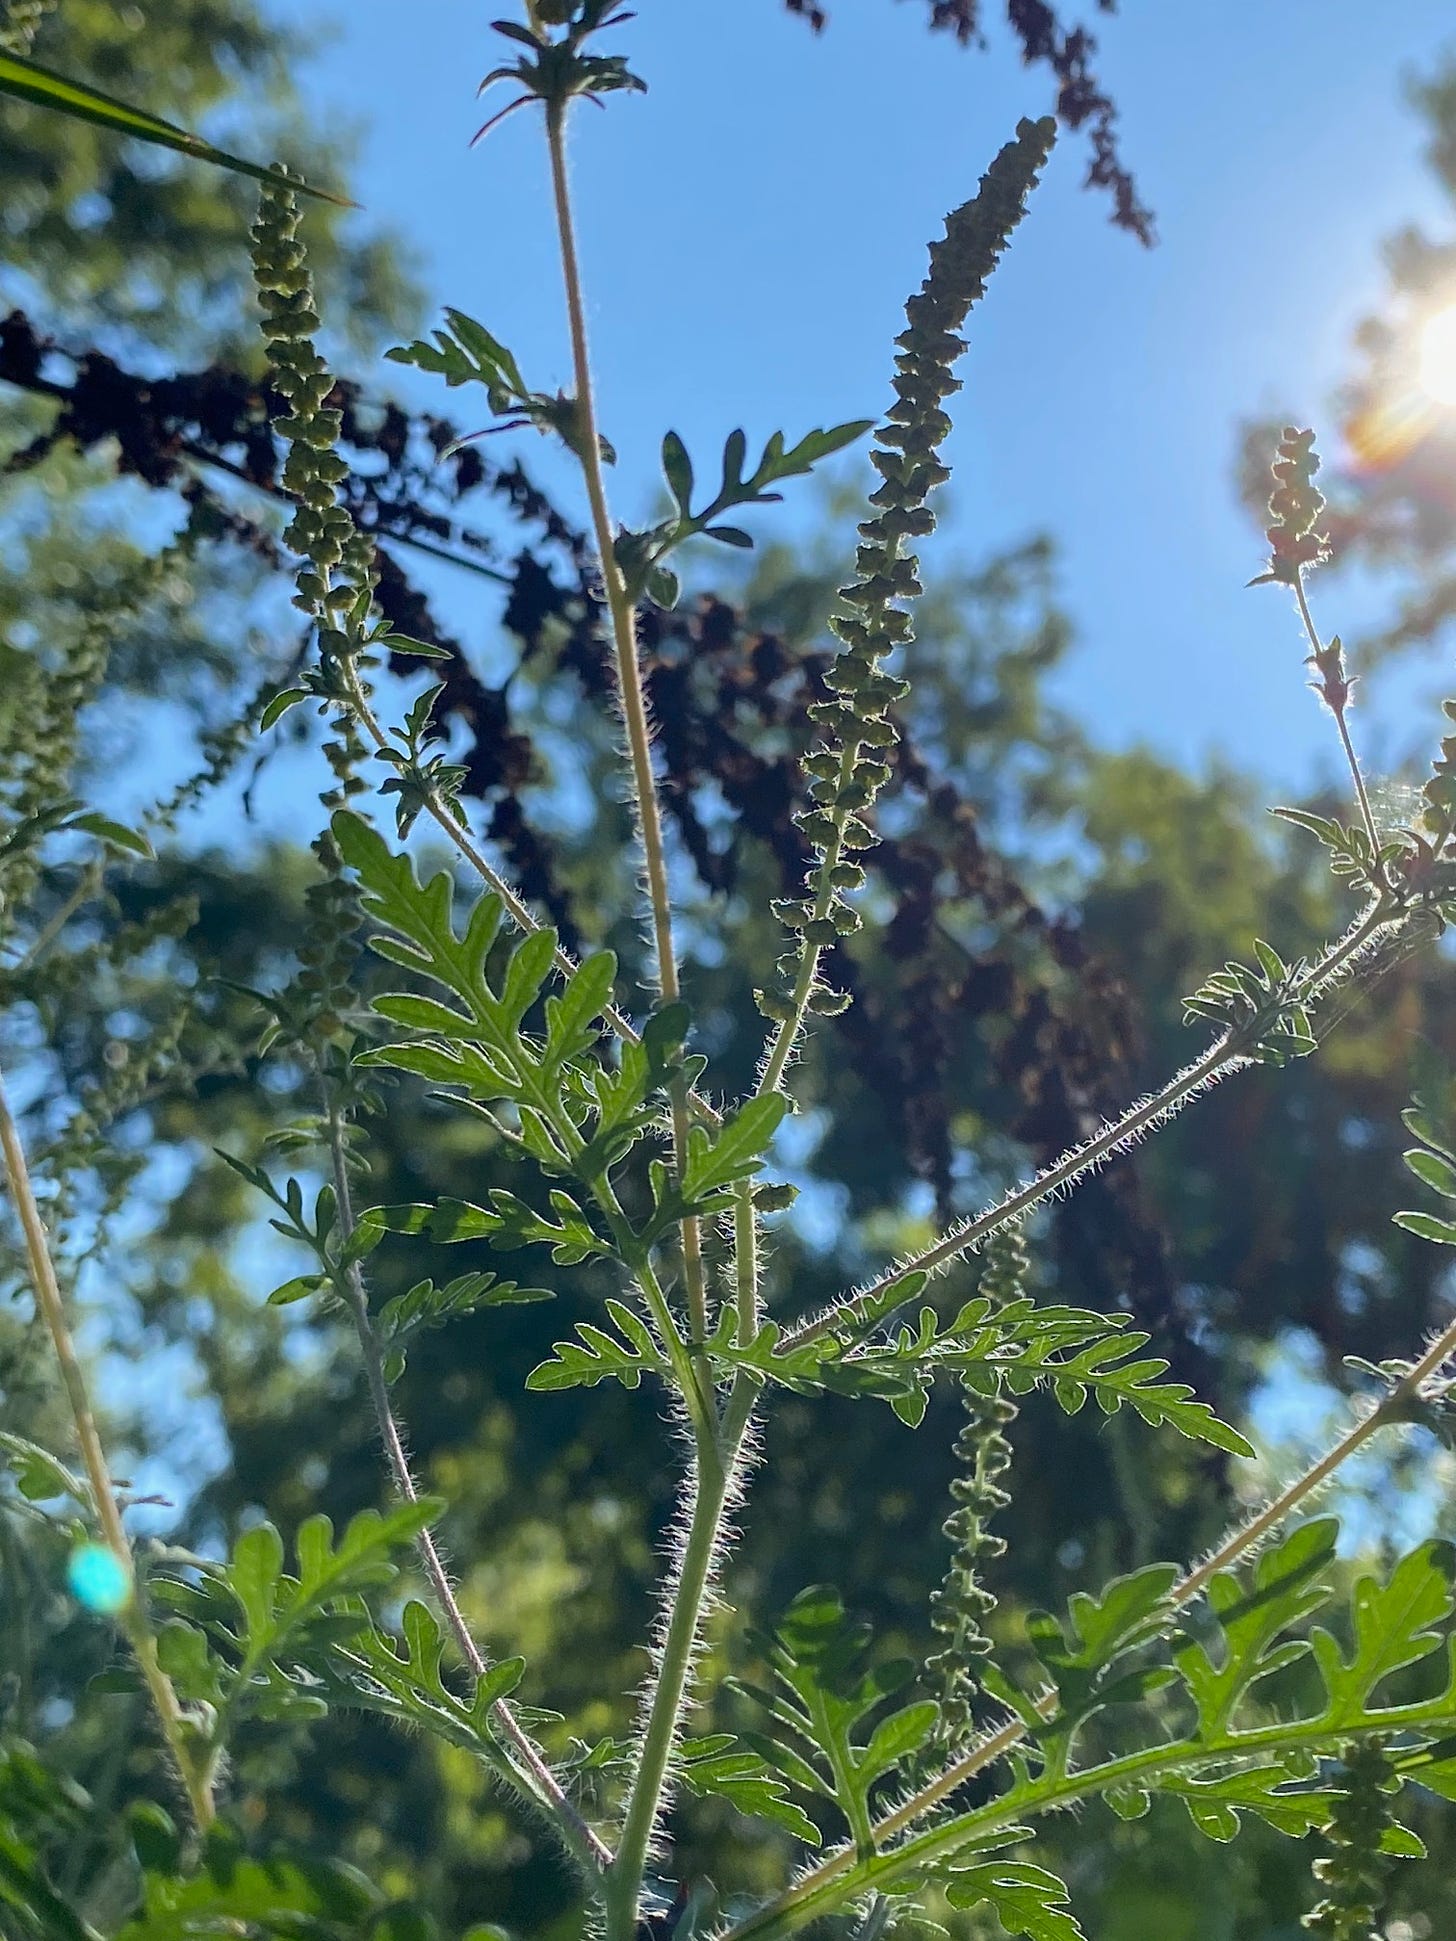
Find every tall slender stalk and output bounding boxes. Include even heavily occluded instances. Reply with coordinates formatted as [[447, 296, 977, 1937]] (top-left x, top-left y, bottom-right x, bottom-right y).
[[534, 94, 758, 1933], [541, 100, 711, 1350], [321, 1097, 612, 1877], [0, 1057, 215, 1834], [518, 115, 1406, 1928], [605, 1441, 733, 1939]]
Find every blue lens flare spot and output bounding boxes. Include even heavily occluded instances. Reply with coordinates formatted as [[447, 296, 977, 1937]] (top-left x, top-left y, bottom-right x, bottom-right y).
[[67, 1543, 131, 1614]]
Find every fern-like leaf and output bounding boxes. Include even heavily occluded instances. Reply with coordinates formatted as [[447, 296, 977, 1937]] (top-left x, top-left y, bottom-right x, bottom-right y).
[[733, 1588, 937, 1856], [525, 1300, 669, 1391]]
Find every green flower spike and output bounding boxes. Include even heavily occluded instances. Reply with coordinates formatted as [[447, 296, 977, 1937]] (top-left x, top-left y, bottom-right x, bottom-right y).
[[251, 175, 379, 1045], [925, 1225, 1028, 1758], [761, 116, 1057, 1030]]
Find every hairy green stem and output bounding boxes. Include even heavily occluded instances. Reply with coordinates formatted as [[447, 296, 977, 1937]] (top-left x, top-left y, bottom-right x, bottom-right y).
[[631, 1251, 716, 1443], [606, 1442, 731, 1939], [0, 1057, 215, 1833], [540, 108, 674, 1009], [1176, 1303, 1456, 1602], [800, 1035, 1234, 1347], [786, 896, 1398, 1354], [608, 1374, 760, 1941], [541, 101, 711, 1353], [733, 1183, 760, 1347], [321, 1100, 611, 1876], [720, 1301, 1456, 1941], [758, 947, 821, 1097], [1293, 575, 1383, 864], [532, 105, 745, 1921]]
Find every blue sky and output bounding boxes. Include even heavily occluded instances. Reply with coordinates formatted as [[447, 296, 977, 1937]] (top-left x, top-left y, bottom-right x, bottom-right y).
[[283, 0, 1456, 795]]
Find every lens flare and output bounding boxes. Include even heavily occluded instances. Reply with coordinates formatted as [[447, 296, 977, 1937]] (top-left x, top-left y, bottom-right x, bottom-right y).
[[1416, 304, 1456, 409], [67, 1543, 131, 1614]]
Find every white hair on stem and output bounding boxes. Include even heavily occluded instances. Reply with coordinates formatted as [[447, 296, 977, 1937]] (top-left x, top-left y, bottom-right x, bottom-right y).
[[619, 1390, 764, 1864], [781, 1039, 1243, 1355]]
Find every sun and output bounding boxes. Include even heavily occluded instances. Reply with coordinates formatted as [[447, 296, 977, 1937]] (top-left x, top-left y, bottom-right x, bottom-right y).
[[1416, 302, 1456, 409]]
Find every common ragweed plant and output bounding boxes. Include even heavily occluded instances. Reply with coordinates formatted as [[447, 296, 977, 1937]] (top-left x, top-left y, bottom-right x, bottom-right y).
[[7, 7, 1456, 1941]]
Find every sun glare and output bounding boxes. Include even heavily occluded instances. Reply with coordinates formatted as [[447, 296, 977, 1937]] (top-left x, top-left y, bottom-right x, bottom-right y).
[[1416, 303, 1456, 409]]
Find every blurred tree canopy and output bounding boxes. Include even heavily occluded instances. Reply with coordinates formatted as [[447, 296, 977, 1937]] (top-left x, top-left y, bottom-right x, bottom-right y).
[[4, 5, 1456, 1938]]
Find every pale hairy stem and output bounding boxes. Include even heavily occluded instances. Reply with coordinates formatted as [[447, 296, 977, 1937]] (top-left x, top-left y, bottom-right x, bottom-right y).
[[0, 1058, 215, 1833], [541, 101, 711, 1353], [721, 1303, 1456, 1941], [733, 1183, 760, 1347], [791, 1035, 1235, 1350], [784, 895, 1399, 1355], [756, 754, 862, 1099], [758, 937, 824, 1099], [606, 1374, 761, 1941], [539, 110, 675, 1015], [1334, 708, 1382, 856], [629, 1250, 716, 1444], [1174, 1303, 1456, 1601], [535, 1082, 763, 1931], [606, 1441, 732, 1941], [609, 1197, 763, 1926], [586, 1171, 716, 1442], [321, 1100, 612, 1877], [1293, 574, 1383, 863]]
